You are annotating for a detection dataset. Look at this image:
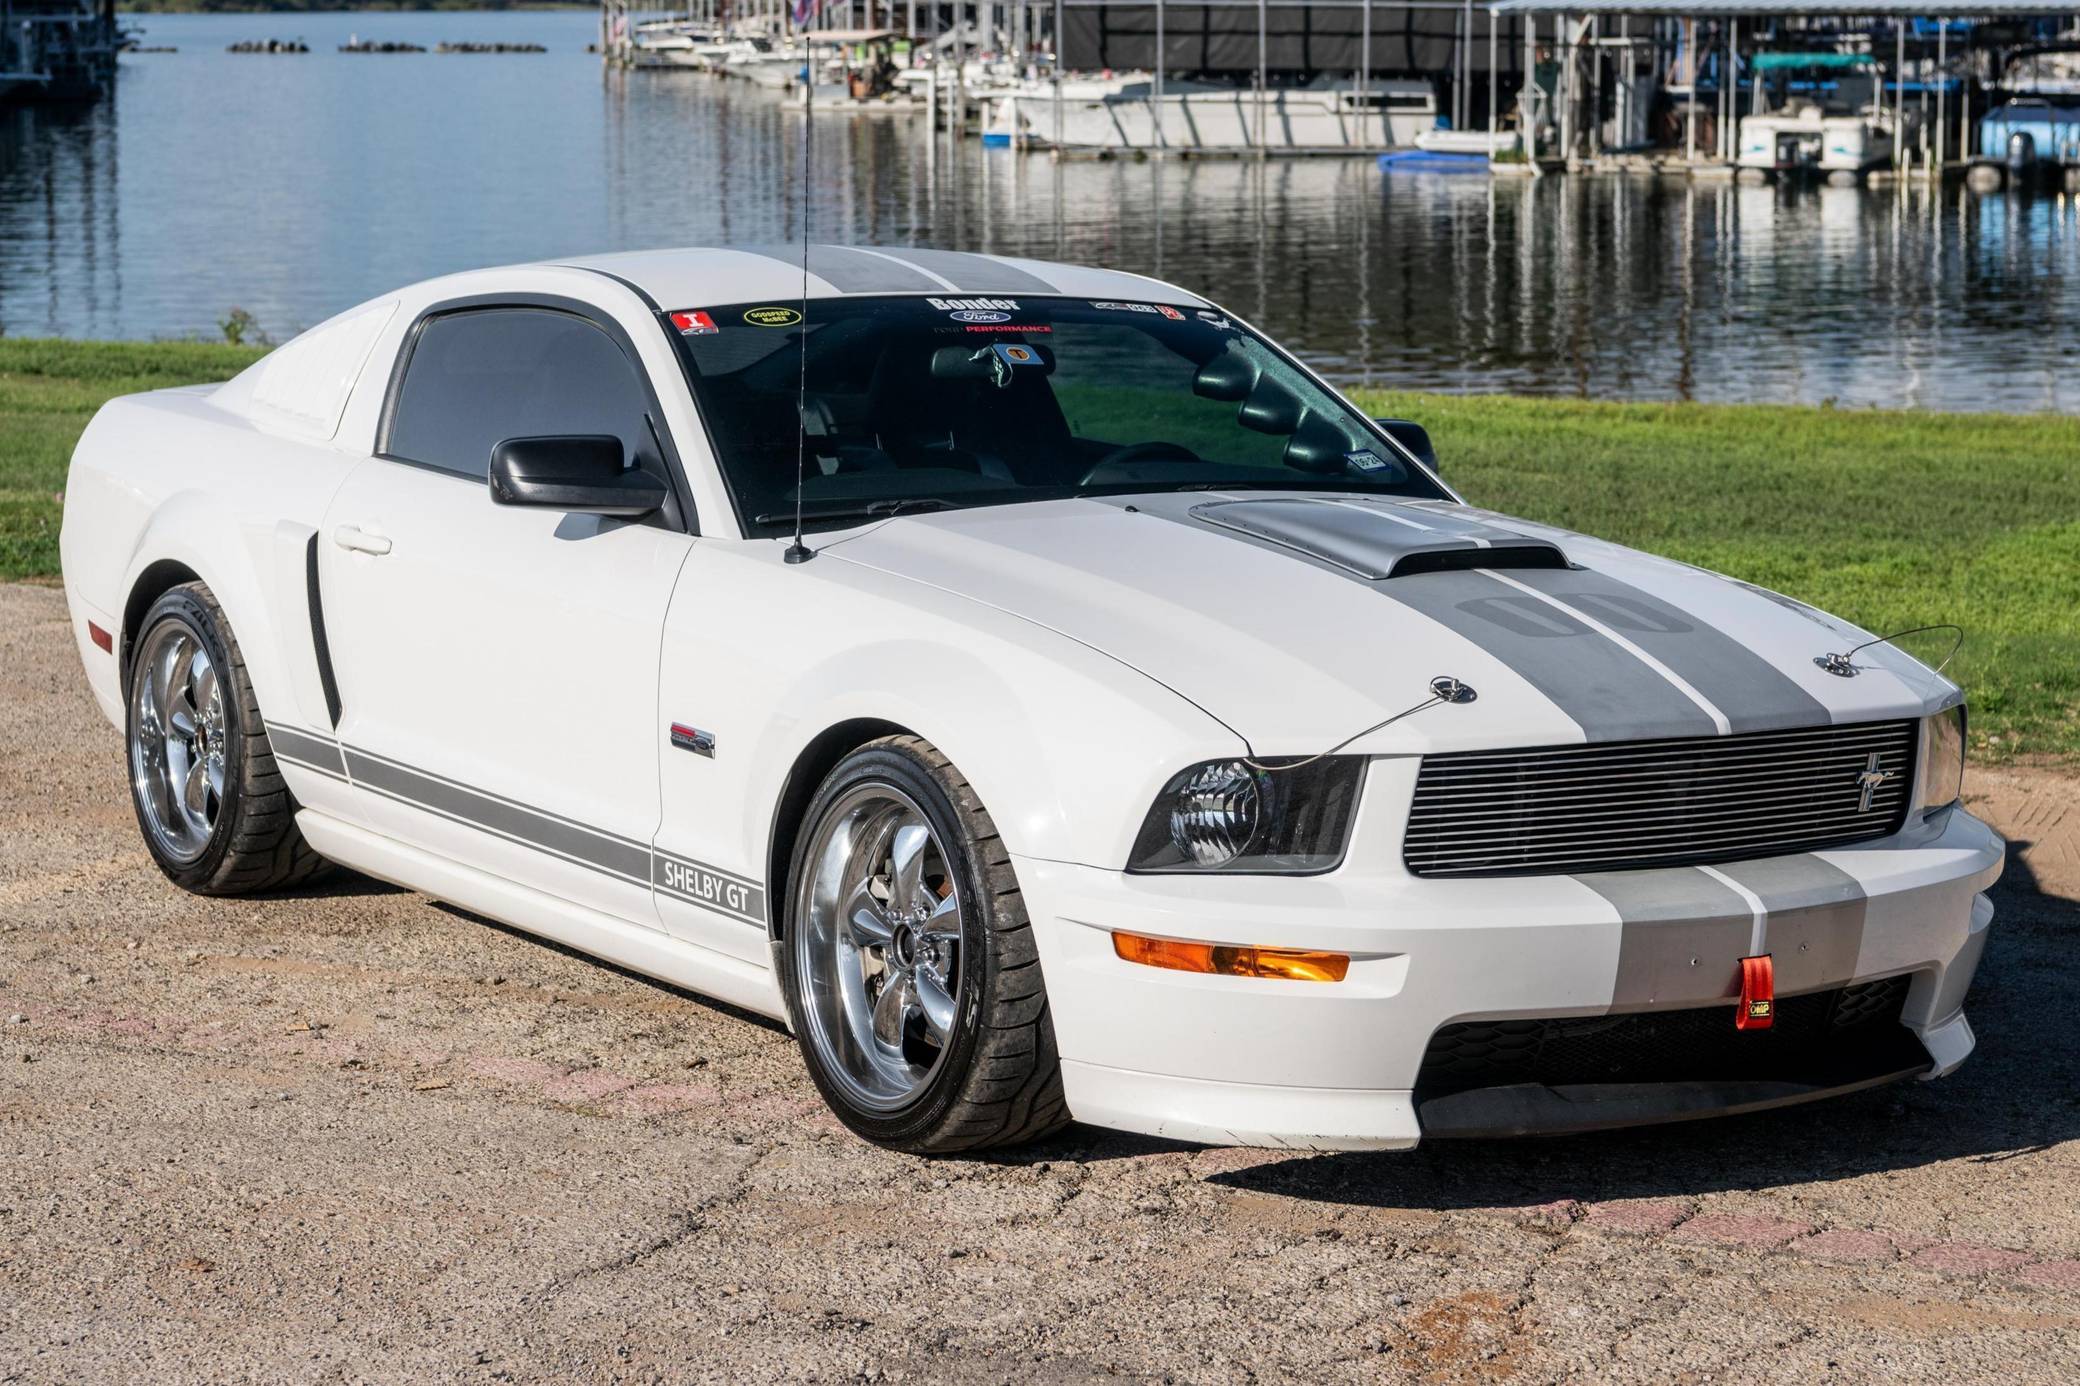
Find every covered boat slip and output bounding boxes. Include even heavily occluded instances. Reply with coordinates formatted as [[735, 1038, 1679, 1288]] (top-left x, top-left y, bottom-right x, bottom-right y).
[[1486, 0, 2080, 177], [599, 0, 2080, 166]]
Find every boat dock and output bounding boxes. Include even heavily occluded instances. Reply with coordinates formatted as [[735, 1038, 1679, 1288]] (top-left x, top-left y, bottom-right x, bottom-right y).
[[1, 0, 118, 104], [598, 0, 2080, 181]]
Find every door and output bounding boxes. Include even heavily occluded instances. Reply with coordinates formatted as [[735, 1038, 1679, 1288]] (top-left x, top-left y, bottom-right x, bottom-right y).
[[319, 303, 693, 925]]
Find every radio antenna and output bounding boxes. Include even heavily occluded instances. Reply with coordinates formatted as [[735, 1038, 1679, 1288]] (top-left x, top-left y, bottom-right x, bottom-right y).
[[783, 34, 815, 566]]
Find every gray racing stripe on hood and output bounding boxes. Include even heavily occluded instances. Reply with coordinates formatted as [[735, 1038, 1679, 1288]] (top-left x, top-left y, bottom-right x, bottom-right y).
[[862, 247, 1061, 293], [1385, 569, 1723, 741], [1496, 567, 1833, 734], [1103, 492, 1825, 743], [729, 244, 948, 293]]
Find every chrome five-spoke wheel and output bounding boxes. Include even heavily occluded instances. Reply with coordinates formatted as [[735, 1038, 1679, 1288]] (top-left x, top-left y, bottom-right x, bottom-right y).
[[781, 735, 1068, 1152], [123, 581, 329, 895], [793, 784, 965, 1113], [129, 618, 227, 863]]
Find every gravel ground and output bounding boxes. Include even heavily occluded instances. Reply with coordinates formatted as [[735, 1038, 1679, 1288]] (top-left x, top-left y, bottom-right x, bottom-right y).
[[3, 580, 2077, 1384]]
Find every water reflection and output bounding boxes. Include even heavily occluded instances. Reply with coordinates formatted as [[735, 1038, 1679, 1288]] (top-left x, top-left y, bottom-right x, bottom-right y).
[[1, 11, 2075, 412]]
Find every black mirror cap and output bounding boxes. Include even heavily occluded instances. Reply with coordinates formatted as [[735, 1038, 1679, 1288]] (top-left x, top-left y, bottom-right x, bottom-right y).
[[1375, 418, 1439, 472], [488, 435, 669, 517]]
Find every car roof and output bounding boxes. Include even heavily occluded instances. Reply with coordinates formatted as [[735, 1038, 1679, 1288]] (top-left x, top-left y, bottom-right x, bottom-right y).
[[551, 244, 1211, 311]]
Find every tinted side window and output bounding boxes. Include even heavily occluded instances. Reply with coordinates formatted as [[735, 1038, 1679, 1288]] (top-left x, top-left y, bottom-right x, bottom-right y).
[[387, 308, 656, 479]]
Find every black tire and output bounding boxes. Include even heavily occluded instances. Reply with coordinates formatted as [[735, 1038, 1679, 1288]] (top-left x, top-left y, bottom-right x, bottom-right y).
[[779, 735, 1069, 1153], [124, 582, 331, 895]]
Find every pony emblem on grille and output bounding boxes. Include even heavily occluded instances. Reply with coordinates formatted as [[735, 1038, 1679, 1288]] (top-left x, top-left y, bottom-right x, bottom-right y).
[[1856, 752, 1897, 812]]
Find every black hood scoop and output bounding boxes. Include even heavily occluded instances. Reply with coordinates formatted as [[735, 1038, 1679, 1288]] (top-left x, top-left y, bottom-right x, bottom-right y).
[[1188, 497, 1569, 579]]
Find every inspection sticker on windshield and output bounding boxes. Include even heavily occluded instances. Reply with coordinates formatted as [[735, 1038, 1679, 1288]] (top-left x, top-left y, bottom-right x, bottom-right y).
[[1345, 449, 1391, 473], [669, 310, 719, 336]]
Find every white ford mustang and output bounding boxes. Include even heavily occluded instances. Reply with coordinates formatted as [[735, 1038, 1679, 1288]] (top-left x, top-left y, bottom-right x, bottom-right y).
[[60, 246, 2002, 1152]]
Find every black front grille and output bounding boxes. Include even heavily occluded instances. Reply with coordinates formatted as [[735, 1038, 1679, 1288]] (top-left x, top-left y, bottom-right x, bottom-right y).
[[1415, 976, 1919, 1098], [1403, 720, 1917, 878]]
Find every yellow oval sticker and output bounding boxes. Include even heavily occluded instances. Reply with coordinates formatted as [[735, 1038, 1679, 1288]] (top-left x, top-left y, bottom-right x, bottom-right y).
[[743, 306, 803, 327]]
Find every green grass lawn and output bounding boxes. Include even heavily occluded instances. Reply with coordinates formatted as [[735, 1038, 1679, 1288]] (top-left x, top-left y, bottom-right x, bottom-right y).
[[6, 338, 2074, 759]]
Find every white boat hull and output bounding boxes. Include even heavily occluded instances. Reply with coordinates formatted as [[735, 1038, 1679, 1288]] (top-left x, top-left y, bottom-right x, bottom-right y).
[[986, 84, 1439, 151]]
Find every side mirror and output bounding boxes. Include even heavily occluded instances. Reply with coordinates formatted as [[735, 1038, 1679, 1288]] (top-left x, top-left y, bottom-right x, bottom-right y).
[[1375, 418, 1439, 473], [488, 436, 668, 517]]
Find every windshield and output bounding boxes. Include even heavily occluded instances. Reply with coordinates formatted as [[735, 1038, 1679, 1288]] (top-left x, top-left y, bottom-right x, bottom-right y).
[[669, 295, 1448, 535]]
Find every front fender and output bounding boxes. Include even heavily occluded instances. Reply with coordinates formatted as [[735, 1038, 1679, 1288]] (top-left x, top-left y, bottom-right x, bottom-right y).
[[657, 542, 1245, 890]]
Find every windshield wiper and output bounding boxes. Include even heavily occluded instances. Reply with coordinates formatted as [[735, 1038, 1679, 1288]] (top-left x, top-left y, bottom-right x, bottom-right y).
[[752, 497, 953, 525]]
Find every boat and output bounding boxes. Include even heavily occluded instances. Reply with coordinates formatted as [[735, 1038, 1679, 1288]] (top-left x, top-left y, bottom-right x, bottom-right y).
[[630, 19, 721, 69], [1736, 53, 1917, 176], [1979, 96, 2080, 173], [1414, 128, 1521, 156], [980, 76, 1439, 152]]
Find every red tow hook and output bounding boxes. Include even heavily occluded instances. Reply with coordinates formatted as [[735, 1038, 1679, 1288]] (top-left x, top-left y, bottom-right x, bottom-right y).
[[1736, 954, 1775, 1031]]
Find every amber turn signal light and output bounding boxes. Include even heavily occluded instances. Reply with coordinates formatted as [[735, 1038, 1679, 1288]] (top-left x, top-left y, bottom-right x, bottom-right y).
[[1111, 931, 1349, 983]]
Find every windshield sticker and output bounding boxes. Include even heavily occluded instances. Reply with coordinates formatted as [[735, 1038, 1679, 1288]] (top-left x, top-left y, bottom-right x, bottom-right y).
[[744, 306, 803, 327], [964, 323, 1052, 334], [669, 310, 719, 336], [1157, 305, 1186, 320], [926, 296, 1019, 313], [1091, 301, 1159, 314], [1345, 449, 1391, 474], [1196, 310, 1235, 330], [948, 309, 1012, 324]]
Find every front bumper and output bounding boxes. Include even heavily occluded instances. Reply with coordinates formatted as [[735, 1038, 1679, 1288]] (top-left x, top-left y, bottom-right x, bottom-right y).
[[1018, 787, 2004, 1151]]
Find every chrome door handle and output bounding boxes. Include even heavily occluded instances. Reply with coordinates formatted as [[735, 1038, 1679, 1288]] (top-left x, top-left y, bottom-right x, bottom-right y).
[[333, 525, 392, 556]]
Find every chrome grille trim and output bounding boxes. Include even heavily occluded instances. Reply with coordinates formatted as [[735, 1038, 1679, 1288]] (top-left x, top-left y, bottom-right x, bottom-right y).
[[1404, 720, 1918, 878]]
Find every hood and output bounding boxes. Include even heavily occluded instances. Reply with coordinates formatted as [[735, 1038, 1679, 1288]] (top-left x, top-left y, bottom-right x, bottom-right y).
[[829, 493, 1959, 755]]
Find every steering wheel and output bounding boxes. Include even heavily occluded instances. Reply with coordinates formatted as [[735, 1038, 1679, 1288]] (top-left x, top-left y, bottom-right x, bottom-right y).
[[1076, 440, 1199, 486]]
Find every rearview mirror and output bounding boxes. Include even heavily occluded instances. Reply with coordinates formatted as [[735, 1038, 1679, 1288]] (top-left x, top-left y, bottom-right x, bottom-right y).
[[488, 436, 668, 517], [1375, 418, 1439, 473]]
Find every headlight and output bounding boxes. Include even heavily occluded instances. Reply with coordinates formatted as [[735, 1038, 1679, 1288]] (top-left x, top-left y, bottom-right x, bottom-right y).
[[1920, 704, 1966, 814], [1127, 757, 1364, 874]]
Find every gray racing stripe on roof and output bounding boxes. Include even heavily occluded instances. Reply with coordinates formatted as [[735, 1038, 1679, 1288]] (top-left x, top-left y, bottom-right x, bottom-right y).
[[863, 247, 1061, 293], [1501, 567, 1834, 734], [1578, 867, 1754, 1007], [731, 244, 947, 293], [1384, 569, 1724, 741]]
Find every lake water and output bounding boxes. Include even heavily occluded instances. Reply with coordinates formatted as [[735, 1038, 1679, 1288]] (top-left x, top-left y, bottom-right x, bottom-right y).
[[4, 10, 2077, 412]]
